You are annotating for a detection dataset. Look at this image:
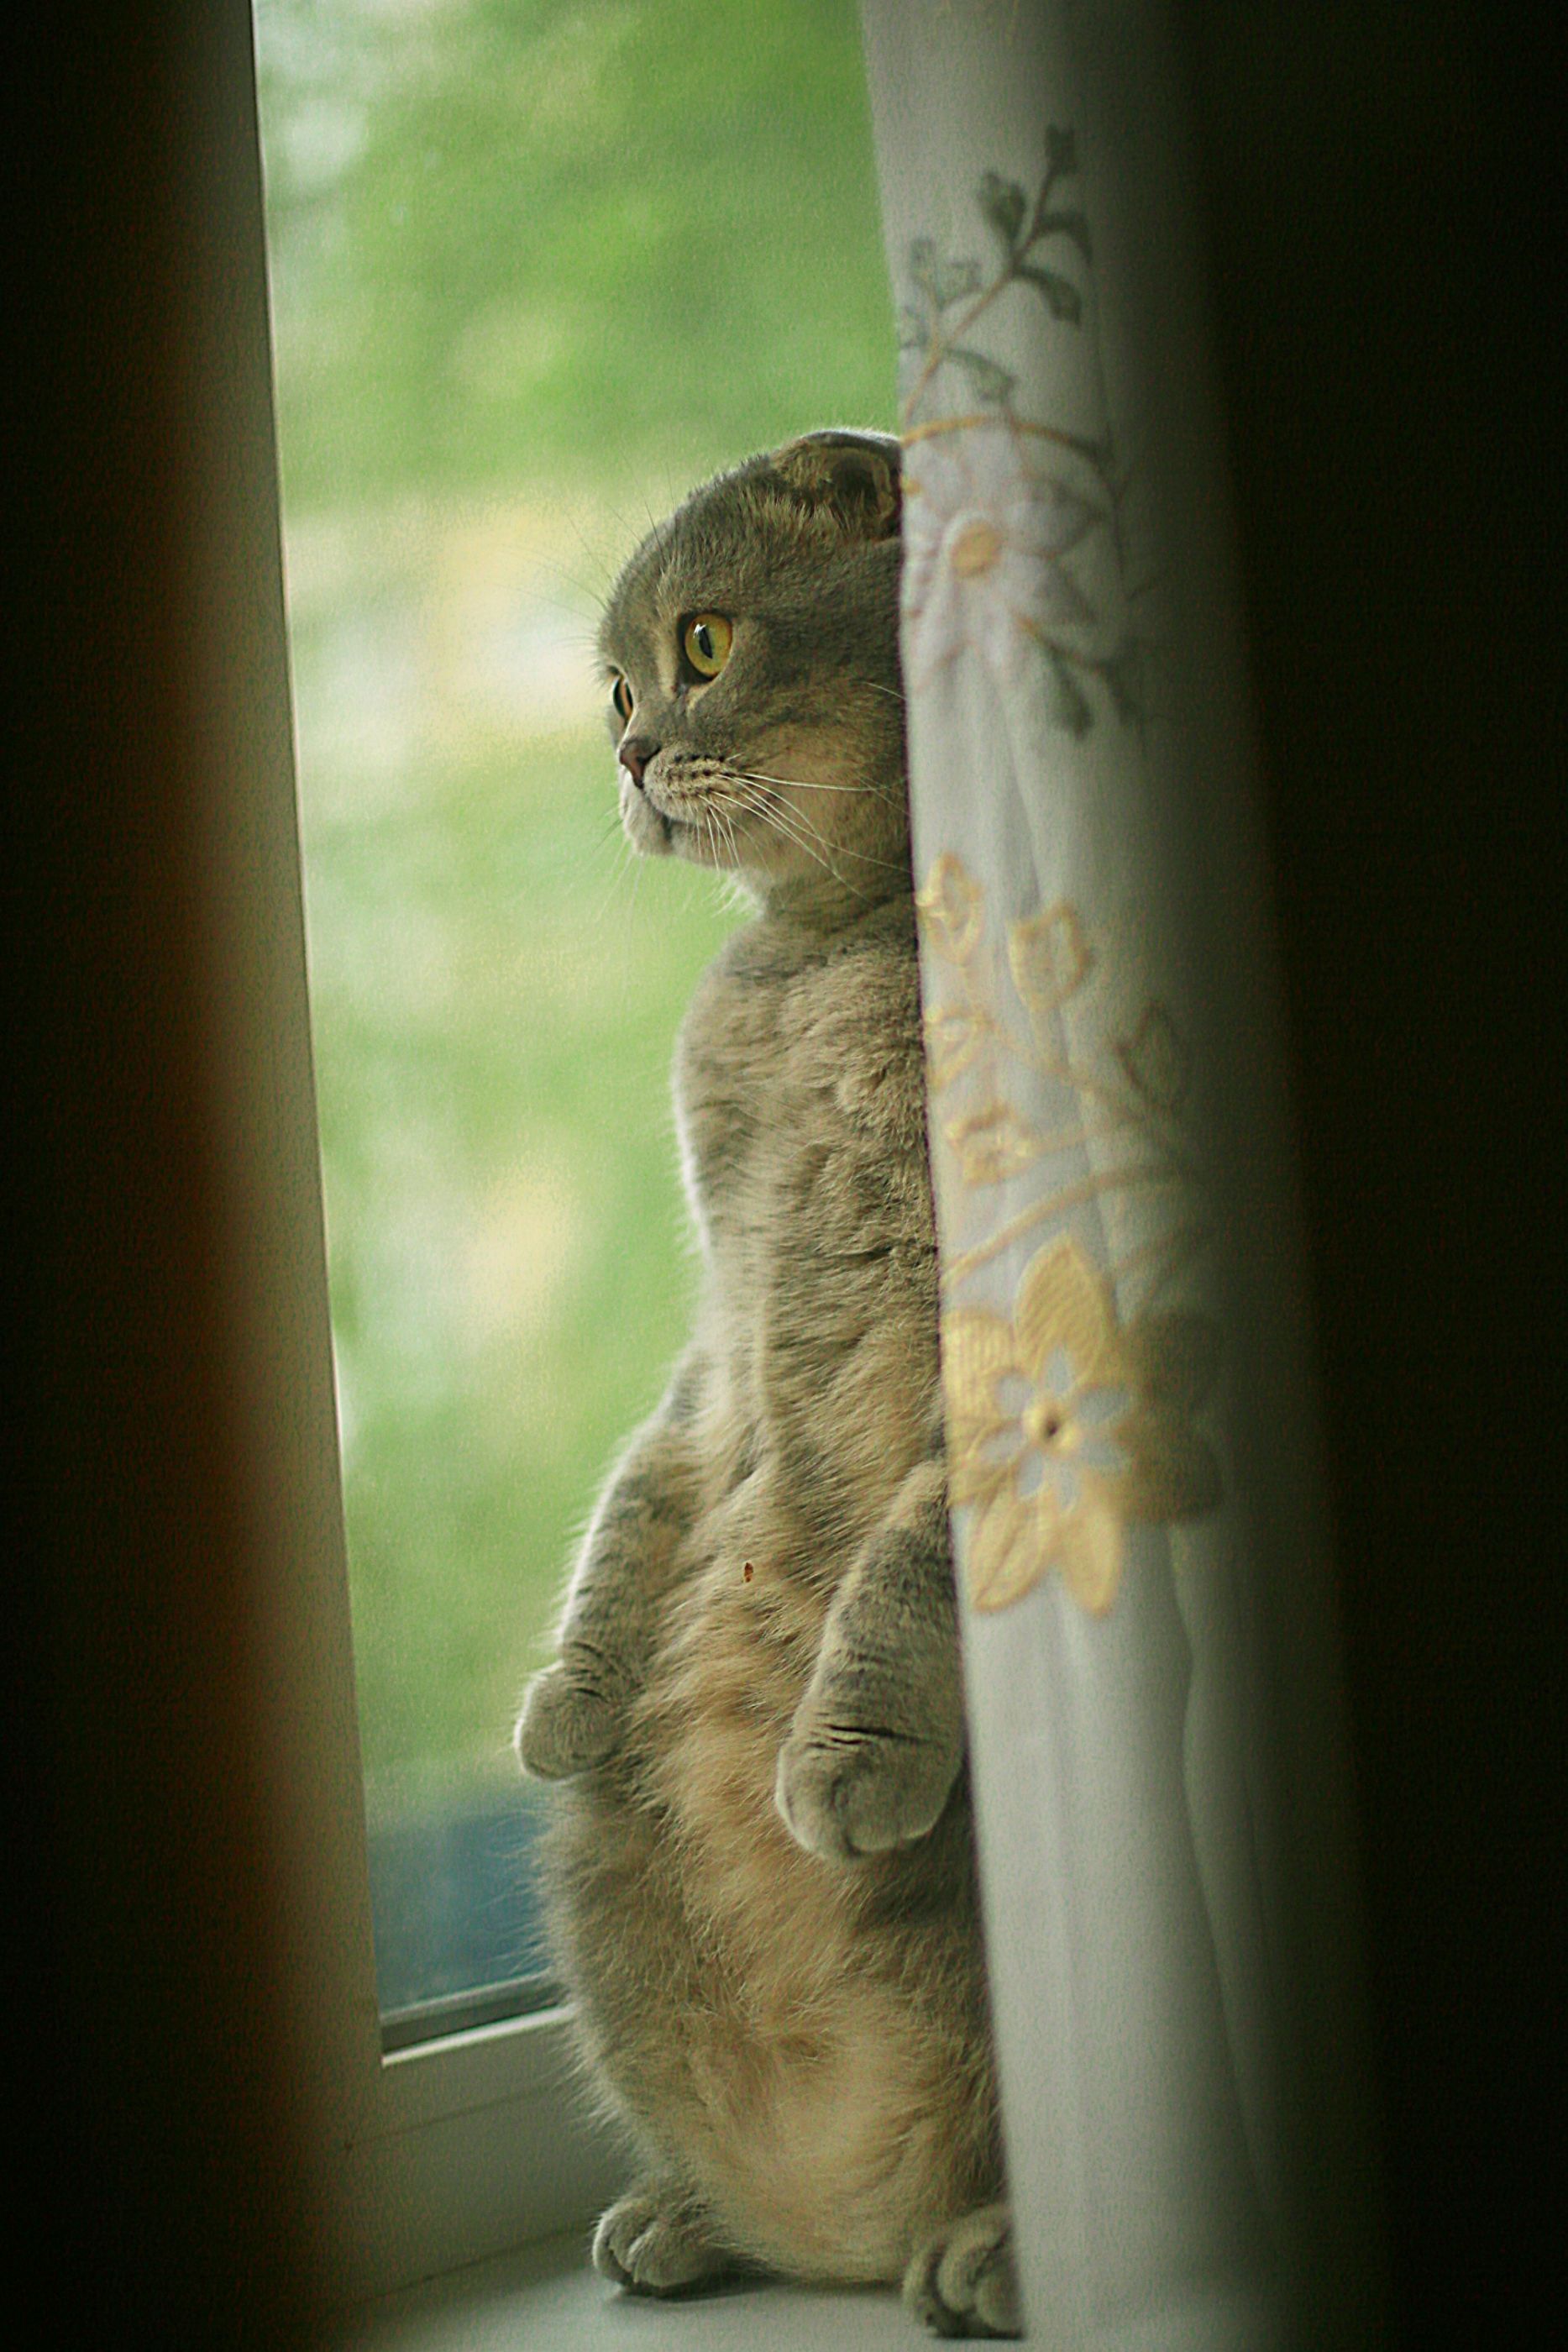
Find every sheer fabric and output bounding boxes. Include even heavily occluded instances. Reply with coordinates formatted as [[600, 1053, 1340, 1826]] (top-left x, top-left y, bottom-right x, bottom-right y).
[[860, 4, 1385, 2340]]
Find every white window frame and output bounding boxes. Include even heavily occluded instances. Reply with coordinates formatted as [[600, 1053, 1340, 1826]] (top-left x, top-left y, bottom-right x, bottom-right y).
[[203, 1, 627, 2307]]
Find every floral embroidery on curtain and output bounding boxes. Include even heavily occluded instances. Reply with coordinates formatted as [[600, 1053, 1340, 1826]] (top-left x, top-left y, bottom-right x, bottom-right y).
[[899, 141, 1141, 731], [864, 8, 1386, 2334], [900, 152, 1223, 1618]]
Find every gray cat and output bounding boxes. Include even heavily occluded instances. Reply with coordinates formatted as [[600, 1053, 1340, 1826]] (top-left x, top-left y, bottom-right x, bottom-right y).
[[516, 431, 1017, 2340]]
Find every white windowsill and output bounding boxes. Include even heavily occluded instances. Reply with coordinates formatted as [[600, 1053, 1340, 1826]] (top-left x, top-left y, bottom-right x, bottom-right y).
[[338, 2228, 923, 2351]]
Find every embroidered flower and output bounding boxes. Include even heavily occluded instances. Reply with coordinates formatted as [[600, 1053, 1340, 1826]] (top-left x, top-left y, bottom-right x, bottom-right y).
[[924, 1000, 989, 1089], [945, 1101, 1043, 1184], [1114, 1000, 1193, 1111], [915, 849, 986, 963], [902, 429, 1097, 687], [1007, 900, 1094, 1026], [943, 1234, 1222, 1614]]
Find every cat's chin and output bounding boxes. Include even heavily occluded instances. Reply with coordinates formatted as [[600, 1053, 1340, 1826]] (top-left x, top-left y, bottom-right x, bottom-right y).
[[621, 782, 675, 858], [623, 784, 746, 874]]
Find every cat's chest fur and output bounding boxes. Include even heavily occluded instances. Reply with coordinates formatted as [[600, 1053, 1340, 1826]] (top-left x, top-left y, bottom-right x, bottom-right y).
[[673, 902, 938, 1509]]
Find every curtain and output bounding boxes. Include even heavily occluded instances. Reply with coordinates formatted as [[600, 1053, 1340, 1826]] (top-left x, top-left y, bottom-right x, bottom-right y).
[[859, 4, 1387, 2341]]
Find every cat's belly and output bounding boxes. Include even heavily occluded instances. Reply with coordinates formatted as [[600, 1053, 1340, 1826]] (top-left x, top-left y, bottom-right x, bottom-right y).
[[545, 1567, 994, 2280]]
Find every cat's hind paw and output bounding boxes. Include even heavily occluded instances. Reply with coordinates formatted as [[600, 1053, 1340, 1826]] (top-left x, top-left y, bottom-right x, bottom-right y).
[[904, 2203, 1020, 2339], [775, 1714, 958, 1861], [591, 2182, 732, 2297], [513, 1663, 621, 1780]]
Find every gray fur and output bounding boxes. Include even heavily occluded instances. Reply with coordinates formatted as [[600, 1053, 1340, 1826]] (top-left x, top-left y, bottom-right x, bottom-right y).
[[515, 433, 1017, 2335]]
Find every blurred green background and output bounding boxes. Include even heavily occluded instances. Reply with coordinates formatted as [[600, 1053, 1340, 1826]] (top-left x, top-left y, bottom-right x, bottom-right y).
[[254, 0, 896, 2002]]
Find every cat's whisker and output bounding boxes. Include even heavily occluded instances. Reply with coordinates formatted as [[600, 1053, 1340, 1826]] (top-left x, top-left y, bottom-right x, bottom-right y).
[[669, 763, 901, 900], [531, 552, 611, 613], [716, 805, 747, 884], [726, 782, 870, 881], [721, 778, 876, 902], [719, 774, 824, 847], [804, 830, 907, 875], [705, 791, 750, 909], [700, 798, 755, 914], [719, 779, 840, 877], [733, 775, 908, 875], [729, 767, 915, 867], [700, 805, 729, 874], [733, 767, 877, 795], [585, 817, 637, 929]]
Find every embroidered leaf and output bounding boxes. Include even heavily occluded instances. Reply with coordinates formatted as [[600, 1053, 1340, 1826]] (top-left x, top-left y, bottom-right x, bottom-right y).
[[1057, 1505, 1125, 1616], [941, 1305, 1024, 1439], [934, 257, 983, 306], [949, 1441, 1017, 1513], [906, 239, 995, 326], [1100, 640, 1144, 724], [897, 302, 929, 349], [1045, 645, 1093, 736], [948, 346, 1016, 404], [915, 852, 986, 963], [1037, 207, 1093, 262], [965, 1492, 1041, 1611], [1018, 262, 1083, 323], [1008, 900, 1093, 1024], [925, 1000, 987, 1089], [1070, 432, 1116, 480], [1030, 475, 1100, 558], [1117, 1406, 1223, 1523], [978, 170, 1028, 247], [1014, 1236, 1125, 1393], [946, 1103, 1043, 1185], [1127, 1308, 1222, 1412], [1114, 1001, 1192, 1110]]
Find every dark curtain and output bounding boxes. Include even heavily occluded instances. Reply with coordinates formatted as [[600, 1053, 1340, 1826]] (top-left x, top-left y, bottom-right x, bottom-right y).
[[15, 5, 326, 2347], [1181, 5, 1560, 2344]]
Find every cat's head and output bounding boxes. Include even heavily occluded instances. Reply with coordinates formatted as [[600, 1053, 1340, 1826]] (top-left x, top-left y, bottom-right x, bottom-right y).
[[597, 431, 908, 913]]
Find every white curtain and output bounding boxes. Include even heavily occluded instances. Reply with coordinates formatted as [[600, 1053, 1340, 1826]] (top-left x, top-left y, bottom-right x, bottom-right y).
[[860, 4, 1387, 2342]]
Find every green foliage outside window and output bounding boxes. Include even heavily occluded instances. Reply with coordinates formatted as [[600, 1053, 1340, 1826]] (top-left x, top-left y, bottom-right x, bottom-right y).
[[255, 0, 897, 1800]]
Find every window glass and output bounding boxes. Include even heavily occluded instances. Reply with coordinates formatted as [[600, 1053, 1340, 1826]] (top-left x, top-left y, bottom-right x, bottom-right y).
[[253, 0, 896, 2038]]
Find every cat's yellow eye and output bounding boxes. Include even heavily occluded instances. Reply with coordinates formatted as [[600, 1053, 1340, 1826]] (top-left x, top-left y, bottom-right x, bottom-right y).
[[682, 612, 733, 680], [611, 675, 633, 723]]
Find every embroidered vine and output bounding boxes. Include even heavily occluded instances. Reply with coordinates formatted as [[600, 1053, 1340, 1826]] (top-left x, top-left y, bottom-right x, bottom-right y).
[[898, 128, 1216, 1611], [899, 132, 1094, 422], [918, 853, 1223, 1614], [898, 140, 1145, 735]]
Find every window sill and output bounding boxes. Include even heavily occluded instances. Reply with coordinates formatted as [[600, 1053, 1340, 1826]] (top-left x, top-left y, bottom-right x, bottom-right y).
[[338, 2228, 923, 2351]]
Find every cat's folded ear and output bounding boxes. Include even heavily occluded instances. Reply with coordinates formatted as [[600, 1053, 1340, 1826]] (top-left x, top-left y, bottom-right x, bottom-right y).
[[768, 430, 901, 542]]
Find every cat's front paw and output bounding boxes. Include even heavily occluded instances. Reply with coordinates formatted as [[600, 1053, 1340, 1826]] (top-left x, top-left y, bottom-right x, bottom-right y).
[[514, 1663, 622, 1780], [774, 1712, 959, 1861], [592, 2181, 732, 2297]]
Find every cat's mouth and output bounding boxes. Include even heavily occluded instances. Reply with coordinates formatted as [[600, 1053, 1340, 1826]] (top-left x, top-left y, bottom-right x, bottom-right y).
[[623, 762, 738, 865], [621, 769, 690, 859]]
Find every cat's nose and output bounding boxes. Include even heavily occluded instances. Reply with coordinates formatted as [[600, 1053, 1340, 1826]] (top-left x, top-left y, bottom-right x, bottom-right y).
[[618, 736, 658, 788]]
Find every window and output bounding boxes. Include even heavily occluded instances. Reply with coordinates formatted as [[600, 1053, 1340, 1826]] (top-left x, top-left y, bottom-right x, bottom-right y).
[[244, 0, 897, 2299]]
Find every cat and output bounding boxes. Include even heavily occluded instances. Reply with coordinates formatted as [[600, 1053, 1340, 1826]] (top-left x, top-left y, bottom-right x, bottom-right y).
[[515, 430, 1018, 2340]]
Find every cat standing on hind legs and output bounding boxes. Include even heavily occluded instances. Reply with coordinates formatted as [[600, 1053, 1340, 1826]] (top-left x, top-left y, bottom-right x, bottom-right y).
[[516, 431, 1020, 2340]]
